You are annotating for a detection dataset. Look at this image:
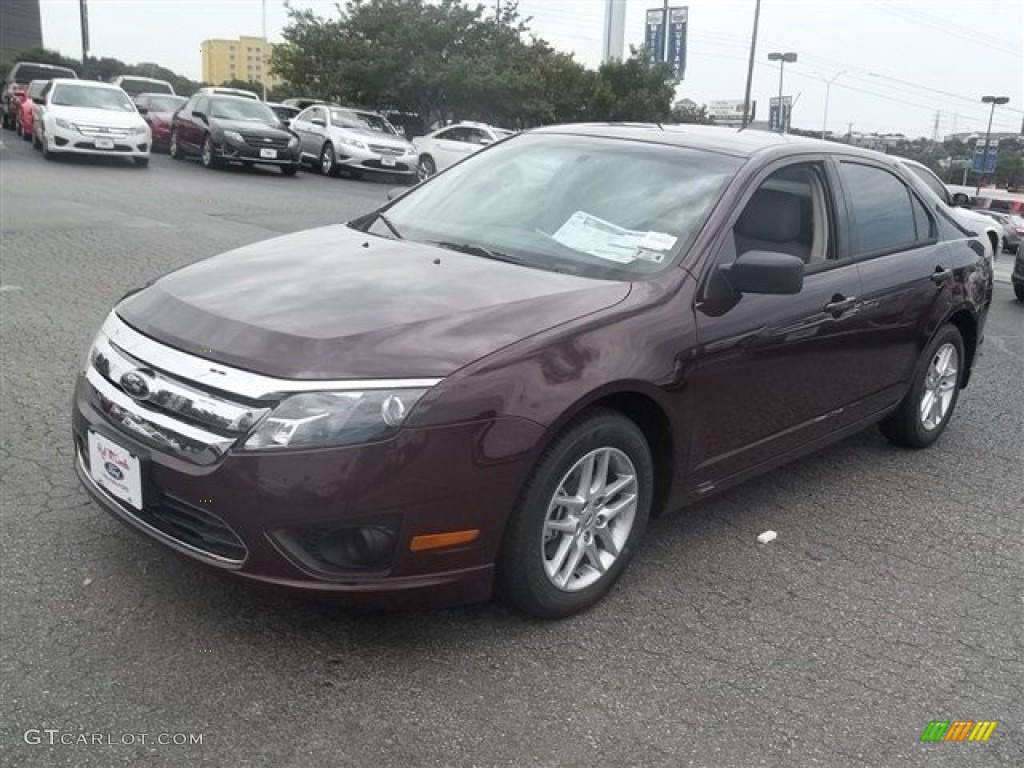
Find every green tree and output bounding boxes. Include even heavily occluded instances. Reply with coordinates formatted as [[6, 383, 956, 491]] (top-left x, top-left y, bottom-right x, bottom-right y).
[[671, 100, 712, 124], [589, 49, 675, 122]]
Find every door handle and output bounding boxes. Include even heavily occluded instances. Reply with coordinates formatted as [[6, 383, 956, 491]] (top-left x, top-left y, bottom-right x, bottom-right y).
[[824, 295, 858, 317], [930, 266, 951, 285]]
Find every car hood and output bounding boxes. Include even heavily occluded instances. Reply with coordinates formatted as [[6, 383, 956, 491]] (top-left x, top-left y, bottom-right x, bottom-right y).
[[950, 207, 998, 234], [332, 126, 412, 150], [48, 105, 146, 127], [117, 225, 631, 379], [211, 118, 291, 138]]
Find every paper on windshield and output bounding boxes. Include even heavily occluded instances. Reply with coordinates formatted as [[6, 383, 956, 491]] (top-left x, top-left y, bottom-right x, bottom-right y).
[[551, 211, 677, 263]]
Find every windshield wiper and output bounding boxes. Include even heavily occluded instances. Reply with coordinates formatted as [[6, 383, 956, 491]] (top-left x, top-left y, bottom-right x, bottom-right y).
[[376, 212, 403, 240], [429, 241, 524, 264]]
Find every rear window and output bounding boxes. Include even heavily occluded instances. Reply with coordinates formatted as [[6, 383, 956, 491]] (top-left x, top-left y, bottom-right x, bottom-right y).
[[12, 64, 77, 83], [119, 78, 173, 97], [143, 94, 186, 112]]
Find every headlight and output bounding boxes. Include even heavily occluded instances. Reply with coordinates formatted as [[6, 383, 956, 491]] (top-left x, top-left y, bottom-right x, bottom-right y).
[[243, 388, 429, 450], [338, 136, 366, 150], [130, 124, 149, 135], [55, 117, 76, 130], [223, 129, 244, 143], [288, 135, 299, 147]]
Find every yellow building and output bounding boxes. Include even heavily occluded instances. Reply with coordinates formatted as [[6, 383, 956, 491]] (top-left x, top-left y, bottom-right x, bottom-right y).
[[200, 36, 281, 90]]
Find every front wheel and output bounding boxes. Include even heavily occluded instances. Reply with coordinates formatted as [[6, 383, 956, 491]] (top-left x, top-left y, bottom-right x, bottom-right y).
[[280, 164, 298, 176], [880, 324, 964, 449], [169, 129, 184, 159], [1014, 283, 1024, 302], [498, 409, 653, 618], [320, 142, 340, 177], [417, 154, 436, 180], [201, 135, 219, 168], [133, 157, 149, 168]]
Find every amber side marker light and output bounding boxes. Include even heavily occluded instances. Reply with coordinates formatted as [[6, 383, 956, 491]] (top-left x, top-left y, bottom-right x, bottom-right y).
[[410, 530, 480, 552]]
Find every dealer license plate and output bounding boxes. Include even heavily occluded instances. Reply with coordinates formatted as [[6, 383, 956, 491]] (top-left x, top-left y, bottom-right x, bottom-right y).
[[380, 156, 396, 167], [94, 138, 115, 149], [88, 431, 142, 510], [260, 148, 277, 159]]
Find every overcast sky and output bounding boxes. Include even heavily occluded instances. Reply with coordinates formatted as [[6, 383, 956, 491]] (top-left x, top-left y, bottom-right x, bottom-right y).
[[39, 0, 1024, 138]]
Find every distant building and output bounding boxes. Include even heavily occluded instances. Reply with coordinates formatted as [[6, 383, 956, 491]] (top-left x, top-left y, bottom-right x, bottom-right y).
[[200, 36, 281, 89], [1, 0, 43, 61], [943, 131, 1021, 143], [601, 0, 626, 62]]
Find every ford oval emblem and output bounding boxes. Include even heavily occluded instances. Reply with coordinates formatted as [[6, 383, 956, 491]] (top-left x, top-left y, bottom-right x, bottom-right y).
[[104, 462, 124, 481], [120, 370, 152, 400]]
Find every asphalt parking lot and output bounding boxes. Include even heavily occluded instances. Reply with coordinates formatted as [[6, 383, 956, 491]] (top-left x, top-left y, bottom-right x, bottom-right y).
[[2, 136, 1022, 768]]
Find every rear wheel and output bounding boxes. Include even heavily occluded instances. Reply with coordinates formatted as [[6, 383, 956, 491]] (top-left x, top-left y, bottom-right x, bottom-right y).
[[32, 128, 41, 150], [2, 111, 10, 130], [498, 409, 653, 618], [880, 324, 964, 449], [22, 124, 32, 142], [15, 119, 22, 137], [1014, 283, 1024, 302], [280, 164, 298, 176]]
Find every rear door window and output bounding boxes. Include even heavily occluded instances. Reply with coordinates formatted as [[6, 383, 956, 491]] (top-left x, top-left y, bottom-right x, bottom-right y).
[[837, 162, 918, 258]]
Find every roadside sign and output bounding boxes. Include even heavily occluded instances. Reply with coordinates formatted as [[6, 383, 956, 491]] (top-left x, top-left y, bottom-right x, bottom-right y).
[[646, 9, 666, 63], [666, 7, 688, 81], [971, 141, 999, 174], [769, 96, 792, 133]]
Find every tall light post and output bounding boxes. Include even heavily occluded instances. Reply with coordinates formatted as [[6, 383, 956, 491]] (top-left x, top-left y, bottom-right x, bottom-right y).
[[767, 52, 797, 132], [817, 70, 845, 139], [976, 95, 1009, 194], [740, 0, 761, 129]]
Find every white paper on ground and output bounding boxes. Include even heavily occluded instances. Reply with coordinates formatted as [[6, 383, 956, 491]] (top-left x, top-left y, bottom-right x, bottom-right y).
[[757, 530, 778, 544]]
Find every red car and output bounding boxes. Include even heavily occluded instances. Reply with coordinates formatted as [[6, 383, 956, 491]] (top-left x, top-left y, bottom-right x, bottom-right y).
[[135, 92, 187, 150], [15, 79, 48, 141]]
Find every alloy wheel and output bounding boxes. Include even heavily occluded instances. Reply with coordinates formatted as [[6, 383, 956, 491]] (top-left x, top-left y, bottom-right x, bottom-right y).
[[321, 144, 334, 175], [919, 342, 958, 431], [541, 447, 638, 592]]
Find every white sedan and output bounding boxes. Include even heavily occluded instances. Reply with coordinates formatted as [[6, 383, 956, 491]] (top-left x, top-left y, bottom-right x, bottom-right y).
[[412, 122, 512, 179], [33, 79, 151, 167]]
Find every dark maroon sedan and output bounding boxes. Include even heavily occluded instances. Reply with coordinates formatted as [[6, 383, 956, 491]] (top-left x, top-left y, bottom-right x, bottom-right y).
[[135, 92, 186, 150], [73, 125, 992, 617]]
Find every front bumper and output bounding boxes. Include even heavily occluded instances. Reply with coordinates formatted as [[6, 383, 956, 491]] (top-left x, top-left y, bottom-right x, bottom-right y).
[[71, 367, 543, 607], [46, 122, 150, 158], [335, 145, 418, 176], [215, 137, 301, 166]]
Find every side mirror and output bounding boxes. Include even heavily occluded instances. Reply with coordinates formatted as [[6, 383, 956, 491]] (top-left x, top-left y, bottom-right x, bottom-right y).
[[721, 250, 804, 295], [32, 96, 45, 105], [311, 117, 326, 127], [137, 106, 148, 115], [951, 192, 971, 207], [193, 111, 207, 123]]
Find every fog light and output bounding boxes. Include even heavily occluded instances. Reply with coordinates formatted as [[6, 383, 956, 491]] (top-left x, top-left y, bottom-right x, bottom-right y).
[[319, 526, 395, 569]]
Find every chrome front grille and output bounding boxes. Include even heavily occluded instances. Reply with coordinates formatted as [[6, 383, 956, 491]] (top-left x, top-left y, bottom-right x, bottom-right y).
[[368, 144, 405, 156], [241, 133, 289, 149], [77, 124, 133, 138]]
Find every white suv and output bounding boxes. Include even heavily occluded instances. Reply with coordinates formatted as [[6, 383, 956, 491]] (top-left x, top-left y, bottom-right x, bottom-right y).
[[413, 122, 512, 179]]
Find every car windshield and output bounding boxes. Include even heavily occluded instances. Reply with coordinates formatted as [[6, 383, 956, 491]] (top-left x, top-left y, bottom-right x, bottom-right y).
[[120, 79, 173, 97], [16, 65, 76, 83], [210, 98, 277, 122], [145, 94, 186, 112], [51, 84, 135, 111], [331, 109, 396, 134], [362, 133, 742, 280]]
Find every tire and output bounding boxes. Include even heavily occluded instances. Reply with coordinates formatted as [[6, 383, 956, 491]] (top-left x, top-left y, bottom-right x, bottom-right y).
[[880, 324, 965, 449], [418, 154, 436, 181], [1014, 283, 1024, 302], [280, 164, 298, 176], [15, 119, 22, 137], [201, 135, 219, 169], [133, 157, 149, 168], [241, 160, 254, 170], [32, 128, 41, 150], [41, 132, 54, 160], [2, 111, 10, 130], [498, 409, 653, 618], [22, 125, 32, 142], [320, 142, 340, 177], [169, 129, 184, 159]]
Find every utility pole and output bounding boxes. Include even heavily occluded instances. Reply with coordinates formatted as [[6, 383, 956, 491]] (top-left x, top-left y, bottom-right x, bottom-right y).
[[846, 122, 853, 143], [932, 111, 940, 142], [261, 0, 268, 100], [79, 0, 90, 66], [741, 0, 761, 129], [977, 95, 1009, 194], [818, 71, 845, 139]]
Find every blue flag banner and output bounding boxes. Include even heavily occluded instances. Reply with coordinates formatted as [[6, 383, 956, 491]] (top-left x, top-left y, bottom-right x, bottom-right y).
[[646, 8, 666, 63], [666, 7, 688, 80]]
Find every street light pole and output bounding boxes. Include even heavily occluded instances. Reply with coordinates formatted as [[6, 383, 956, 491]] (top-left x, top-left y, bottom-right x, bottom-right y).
[[767, 52, 797, 133], [261, 0, 268, 100], [976, 95, 1009, 195], [818, 71, 845, 139]]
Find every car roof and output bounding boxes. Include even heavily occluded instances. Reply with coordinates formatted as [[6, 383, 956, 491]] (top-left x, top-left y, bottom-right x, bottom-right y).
[[48, 78, 124, 90], [116, 75, 169, 82], [13, 61, 76, 71], [530, 123, 892, 161]]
